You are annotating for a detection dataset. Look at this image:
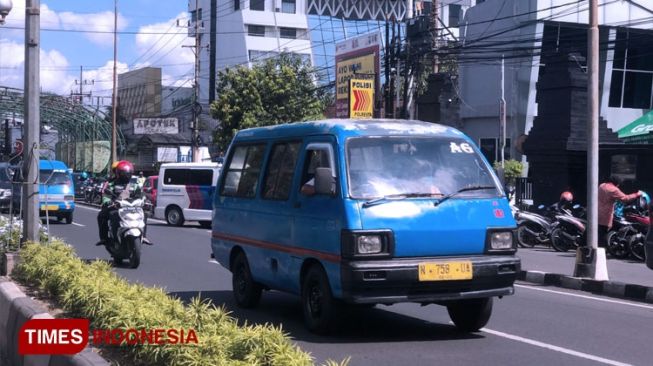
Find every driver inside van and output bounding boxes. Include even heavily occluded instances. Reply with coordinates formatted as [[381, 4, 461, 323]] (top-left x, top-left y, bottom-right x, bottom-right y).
[[301, 150, 330, 195]]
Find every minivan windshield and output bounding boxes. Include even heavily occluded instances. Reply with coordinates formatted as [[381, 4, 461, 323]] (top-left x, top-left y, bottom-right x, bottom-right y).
[[39, 170, 72, 186], [346, 137, 501, 199]]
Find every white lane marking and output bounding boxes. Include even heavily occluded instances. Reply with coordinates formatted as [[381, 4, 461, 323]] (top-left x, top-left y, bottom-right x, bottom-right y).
[[76, 204, 99, 212], [516, 284, 653, 310], [77, 204, 166, 224], [148, 218, 166, 224], [208, 259, 220, 265], [482, 327, 632, 366], [71, 222, 85, 227]]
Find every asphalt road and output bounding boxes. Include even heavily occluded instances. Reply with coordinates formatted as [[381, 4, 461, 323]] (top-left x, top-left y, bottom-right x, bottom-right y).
[[46, 204, 653, 366]]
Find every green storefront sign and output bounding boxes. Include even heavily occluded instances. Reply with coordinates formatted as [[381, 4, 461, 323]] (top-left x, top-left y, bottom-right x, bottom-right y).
[[618, 110, 653, 143]]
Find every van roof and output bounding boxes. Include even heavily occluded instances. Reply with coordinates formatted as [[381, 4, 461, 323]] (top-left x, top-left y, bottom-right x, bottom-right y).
[[39, 160, 69, 171], [234, 119, 466, 141], [159, 162, 220, 169]]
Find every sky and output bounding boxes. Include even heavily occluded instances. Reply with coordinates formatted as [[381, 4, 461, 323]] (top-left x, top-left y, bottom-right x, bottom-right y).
[[0, 0, 194, 103]]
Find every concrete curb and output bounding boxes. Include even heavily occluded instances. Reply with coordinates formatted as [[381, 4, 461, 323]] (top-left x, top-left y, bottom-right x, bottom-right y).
[[0, 278, 109, 366], [518, 270, 653, 304]]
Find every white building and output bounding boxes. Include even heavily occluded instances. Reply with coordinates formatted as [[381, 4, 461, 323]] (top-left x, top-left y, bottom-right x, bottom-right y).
[[458, 0, 653, 164], [188, 0, 313, 107]]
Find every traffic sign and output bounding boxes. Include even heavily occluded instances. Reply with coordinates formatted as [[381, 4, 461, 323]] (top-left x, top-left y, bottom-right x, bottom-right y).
[[349, 79, 374, 119]]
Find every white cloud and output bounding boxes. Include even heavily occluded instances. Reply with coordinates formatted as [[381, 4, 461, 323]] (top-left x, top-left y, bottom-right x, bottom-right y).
[[1, 1, 127, 46], [134, 12, 194, 85]]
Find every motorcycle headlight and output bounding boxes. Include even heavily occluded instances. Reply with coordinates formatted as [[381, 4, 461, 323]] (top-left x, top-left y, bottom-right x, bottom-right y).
[[487, 230, 515, 253]]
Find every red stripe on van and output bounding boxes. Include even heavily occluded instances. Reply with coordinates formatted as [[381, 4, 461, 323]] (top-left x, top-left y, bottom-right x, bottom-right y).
[[212, 232, 341, 263]]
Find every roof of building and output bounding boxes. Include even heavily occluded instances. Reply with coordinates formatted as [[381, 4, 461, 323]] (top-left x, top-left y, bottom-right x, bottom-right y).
[[235, 119, 466, 141]]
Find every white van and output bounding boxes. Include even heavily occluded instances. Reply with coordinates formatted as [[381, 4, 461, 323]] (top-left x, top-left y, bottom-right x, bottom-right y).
[[154, 162, 221, 227]]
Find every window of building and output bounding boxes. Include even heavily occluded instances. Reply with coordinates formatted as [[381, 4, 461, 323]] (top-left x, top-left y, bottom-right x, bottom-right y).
[[479, 138, 511, 164], [263, 142, 301, 200], [611, 154, 637, 180], [250, 0, 264, 11], [249, 50, 279, 63], [234, 0, 240, 11], [221, 144, 266, 198], [281, 0, 296, 13], [248, 25, 265, 37], [609, 29, 653, 109], [279, 27, 296, 39], [449, 4, 461, 28]]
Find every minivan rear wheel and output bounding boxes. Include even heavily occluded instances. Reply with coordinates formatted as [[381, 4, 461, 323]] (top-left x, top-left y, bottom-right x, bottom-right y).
[[447, 297, 493, 332], [165, 206, 184, 226], [232, 252, 262, 308], [301, 265, 341, 334]]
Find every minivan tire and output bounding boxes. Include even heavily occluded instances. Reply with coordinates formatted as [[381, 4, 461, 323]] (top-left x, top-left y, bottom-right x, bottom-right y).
[[447, 297, 493, 332], [301, 265, 341, 334], [64, 212, 73, 225], [166, 206, 185, 226], [232, 252, 262, 308]]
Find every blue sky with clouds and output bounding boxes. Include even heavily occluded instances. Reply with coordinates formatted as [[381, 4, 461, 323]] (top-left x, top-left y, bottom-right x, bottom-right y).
[[0, 0, 192, 100]]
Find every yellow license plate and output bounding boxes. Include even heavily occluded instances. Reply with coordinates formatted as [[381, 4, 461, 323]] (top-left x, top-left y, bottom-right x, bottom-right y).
[[40, 205, 59, 211], [418, 261, 473, 281]]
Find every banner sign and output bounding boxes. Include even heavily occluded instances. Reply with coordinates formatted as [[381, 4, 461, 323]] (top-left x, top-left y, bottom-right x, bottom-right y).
[[335, 32, 381, 118], [349, 79, 374, 119], [133, 118, 179, 135]]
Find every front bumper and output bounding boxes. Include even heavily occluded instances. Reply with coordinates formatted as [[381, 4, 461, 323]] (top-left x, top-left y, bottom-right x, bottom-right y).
[[340, 255, 520, 304]]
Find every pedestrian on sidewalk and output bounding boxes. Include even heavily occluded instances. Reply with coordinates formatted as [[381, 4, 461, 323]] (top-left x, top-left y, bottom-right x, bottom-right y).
[[598, 175, 642, 248]]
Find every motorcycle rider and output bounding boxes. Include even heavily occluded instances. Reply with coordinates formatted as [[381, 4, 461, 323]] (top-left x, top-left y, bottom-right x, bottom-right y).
[[598, 175, 642, 248], [96, 160, 152, 246], [554, 191, 574, 213]]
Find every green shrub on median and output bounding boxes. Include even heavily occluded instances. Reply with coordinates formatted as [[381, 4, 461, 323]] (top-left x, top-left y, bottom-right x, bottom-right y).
[[14, 241, 345, 366]]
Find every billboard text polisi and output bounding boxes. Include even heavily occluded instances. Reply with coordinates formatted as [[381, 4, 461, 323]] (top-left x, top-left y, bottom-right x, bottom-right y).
[[335, 31, 381, 118]]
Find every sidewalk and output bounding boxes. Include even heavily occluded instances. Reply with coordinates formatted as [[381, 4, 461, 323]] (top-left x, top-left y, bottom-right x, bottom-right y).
[[517, 247, 653, 303]]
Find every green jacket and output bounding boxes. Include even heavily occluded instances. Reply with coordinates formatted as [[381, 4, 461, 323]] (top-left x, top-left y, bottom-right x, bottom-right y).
[[101, 180, 143, 206]]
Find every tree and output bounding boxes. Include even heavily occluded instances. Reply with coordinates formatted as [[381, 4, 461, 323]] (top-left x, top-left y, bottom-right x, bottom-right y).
[[494, 159, 523, 187], [210, 53, 329, 151]]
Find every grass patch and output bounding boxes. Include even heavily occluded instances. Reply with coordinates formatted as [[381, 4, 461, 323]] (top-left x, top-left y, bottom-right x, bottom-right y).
[[13, 241, 345, 366]]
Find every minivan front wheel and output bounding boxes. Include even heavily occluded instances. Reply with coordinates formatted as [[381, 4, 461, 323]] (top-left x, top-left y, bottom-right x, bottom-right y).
[[165, 206, 184, 226], [447, 297, 493, 332], [231, 252, 262, 308], [301, 265, 341, 334]]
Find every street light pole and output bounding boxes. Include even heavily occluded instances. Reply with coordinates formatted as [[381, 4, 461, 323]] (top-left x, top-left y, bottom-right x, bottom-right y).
[[22, 0, 40, 243], [574, 0, 608, 280], [111, 0, 118, 164]]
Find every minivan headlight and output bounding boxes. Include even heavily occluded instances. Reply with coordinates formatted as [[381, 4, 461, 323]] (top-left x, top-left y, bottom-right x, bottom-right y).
[[357, 235, 382, 254], [489, 231, 514, 251], [64, 195, 74, 201], [341, 230, 394, 258]]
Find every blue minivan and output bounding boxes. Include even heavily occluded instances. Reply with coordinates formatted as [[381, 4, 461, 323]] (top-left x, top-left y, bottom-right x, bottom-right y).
[[211, 119, 521, 333], [39, 160, 75, 224]]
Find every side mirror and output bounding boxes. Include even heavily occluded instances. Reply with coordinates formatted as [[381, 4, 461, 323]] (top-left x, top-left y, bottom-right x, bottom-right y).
[[314, 167, 335, 195]]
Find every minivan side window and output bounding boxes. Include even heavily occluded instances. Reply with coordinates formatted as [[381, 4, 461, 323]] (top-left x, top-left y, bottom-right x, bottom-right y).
[[263, 142, 301, 200], [221, 144, 266, 198], [164, 169, 187, 185], [188, 169, 213, 186], [299, 144, 335, 195]]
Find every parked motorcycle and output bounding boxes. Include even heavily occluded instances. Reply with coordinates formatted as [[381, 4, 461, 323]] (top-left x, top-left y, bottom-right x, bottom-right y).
[[550, 204, 587, 252], [516, 204, 556, 248], [605, 214, 637, 259], [102, 193, 146, 268], [623, 204, 650, 261]]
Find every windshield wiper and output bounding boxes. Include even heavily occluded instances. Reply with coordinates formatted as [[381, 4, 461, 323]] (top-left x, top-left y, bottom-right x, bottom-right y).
[[362, 192, 444, 208], [433, 186, 497, 207]]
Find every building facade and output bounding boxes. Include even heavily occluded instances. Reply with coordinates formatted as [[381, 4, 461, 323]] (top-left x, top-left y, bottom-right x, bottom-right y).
[[458, 0, 653, 165], [117, 67, 162, 121], [188, 0, 313, 108]]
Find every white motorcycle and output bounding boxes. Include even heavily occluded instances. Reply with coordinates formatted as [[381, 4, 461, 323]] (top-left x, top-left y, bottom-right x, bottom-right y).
[[104, 196, 146, 268]]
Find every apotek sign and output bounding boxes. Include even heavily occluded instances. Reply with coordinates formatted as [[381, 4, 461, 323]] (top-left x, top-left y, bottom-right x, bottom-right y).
[[349, 79, 374, 119], [133, 118, 179, 135]]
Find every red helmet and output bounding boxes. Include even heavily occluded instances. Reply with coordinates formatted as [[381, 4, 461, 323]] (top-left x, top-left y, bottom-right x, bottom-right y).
[[560, 191, 573, 202], [115, 160, 134, 184]]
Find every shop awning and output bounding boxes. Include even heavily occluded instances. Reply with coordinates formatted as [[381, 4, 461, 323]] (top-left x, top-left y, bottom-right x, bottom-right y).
[[618, 110, 653, 143]]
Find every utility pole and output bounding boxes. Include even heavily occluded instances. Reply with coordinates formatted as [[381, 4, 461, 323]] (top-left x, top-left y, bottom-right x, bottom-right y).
[[431, 0, 439, 73], [499, 55, 506, 169], [22, 0, 40, 243], [182, 0, 203, 162], [574, 0, 607, 280], [73, 66, 94, 103], [384, 15, 392, 118], [110, 0, 118, 164]]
